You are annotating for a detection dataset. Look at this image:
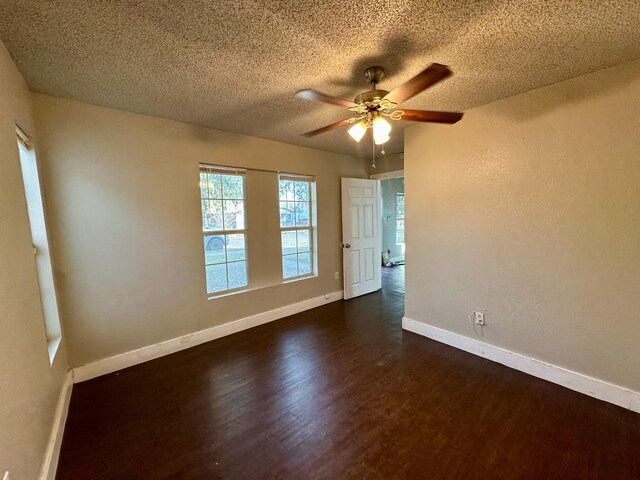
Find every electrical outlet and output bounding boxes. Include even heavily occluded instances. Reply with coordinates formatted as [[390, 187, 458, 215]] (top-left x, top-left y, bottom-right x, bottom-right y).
[[334, 271, 339, 279], [473, 311, 485, 326]]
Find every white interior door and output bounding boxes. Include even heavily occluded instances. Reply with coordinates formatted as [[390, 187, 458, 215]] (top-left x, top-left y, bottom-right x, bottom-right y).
[[341, 178, 381, 299]]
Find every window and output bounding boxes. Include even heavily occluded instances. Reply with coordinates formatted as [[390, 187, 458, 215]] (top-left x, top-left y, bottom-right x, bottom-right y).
[[198, 166, 317, 295], [16, 127, 62, 365], [278, 174, 315, 279], [199, 165, 248, 294], [396, 192, 405, 245]]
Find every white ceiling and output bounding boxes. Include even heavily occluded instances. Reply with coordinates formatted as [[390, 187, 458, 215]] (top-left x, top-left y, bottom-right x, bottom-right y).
[[1, 0, 639, 157]]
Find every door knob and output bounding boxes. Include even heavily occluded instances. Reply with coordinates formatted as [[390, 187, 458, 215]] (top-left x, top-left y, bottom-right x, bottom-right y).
[[343, 243, 351, 249]]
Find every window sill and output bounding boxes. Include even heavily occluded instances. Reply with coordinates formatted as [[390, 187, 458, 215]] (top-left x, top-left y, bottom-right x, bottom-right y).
[[47, 336, 62, 367], [282, 273, 316, 284], [207, 273, 317, 300]]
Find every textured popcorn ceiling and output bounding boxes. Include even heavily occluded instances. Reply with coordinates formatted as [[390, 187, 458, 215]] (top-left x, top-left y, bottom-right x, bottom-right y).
[[1, 1, 640, 157]]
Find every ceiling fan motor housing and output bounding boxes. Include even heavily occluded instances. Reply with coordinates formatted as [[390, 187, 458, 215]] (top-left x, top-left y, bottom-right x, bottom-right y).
[[364, 66, 385, 86], [353, 90, 390, 106]]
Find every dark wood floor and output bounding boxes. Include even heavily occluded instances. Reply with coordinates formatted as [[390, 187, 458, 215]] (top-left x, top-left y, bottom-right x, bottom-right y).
[[57, 266, 640, 479]]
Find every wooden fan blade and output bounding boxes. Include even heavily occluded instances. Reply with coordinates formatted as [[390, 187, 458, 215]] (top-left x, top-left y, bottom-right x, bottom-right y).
[[295, 89, 356, 108], [400, 109, 463, 124], [302, 118, 355, 137], [384, 64, 452, 104]]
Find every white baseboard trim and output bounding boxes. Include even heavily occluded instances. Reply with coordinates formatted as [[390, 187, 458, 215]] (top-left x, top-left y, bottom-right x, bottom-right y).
[[73, 290, 344, 383], [402, 317, 640, 414], [39, 371, 73, 480]]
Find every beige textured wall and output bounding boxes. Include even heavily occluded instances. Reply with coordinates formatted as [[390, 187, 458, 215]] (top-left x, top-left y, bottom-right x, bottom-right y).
[[0, 43, 69, 478], [405, 59, 640, 392], [32, 94, 367, 368], [368, 152, 404, 177]]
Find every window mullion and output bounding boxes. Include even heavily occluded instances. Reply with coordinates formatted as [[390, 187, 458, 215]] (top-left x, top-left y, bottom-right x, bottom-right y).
[[294, 199, 299, 277], [224, 239, 230, 291], [221, 197, 226, 231], [203, 228, 246, 235]]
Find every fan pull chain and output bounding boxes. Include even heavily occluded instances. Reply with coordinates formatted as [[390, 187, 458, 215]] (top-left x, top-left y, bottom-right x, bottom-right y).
[[371, 132, 376, 169]]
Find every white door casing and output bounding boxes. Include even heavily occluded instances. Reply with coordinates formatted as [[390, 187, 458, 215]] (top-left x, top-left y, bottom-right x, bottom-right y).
[[341, 178, 381, 299]]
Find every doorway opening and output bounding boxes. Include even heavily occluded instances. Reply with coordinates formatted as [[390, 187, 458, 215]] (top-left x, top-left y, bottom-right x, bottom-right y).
[[374, 171, 404, 295]]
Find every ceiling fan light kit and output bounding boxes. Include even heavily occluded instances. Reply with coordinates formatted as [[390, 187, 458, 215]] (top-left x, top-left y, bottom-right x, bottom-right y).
[[347, 114, 392, 145], [295, 63, 464, 164], [348, 121, 367, 142], [372, 116, 391, 145]]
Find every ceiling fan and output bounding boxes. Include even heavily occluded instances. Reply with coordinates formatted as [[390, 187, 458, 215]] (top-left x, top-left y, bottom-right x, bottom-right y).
[[295, 63, 463, 146]]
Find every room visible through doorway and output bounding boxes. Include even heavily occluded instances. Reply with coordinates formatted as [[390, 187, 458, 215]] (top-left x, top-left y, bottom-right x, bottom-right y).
[[378, 173, 404, 295]]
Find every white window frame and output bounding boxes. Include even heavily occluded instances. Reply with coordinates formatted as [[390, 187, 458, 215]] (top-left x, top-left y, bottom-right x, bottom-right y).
[[16, 126, 63, 365], [199, 164, 249, 296], [278, 174, 317, 281]]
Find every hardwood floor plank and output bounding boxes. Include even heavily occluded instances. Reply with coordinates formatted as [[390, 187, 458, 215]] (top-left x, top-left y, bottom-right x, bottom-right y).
[[57, 266, 640, 479]]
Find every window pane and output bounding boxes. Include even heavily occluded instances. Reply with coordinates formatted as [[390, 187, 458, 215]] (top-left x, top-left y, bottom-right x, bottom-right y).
[[200, 173, 208, 198], [282, 254, 298, 279], [203, 235, 226, 264], [396, 193, 404, 217], [281, 231, 297, 255], [297, 229, 310, 253], [222, 174, 244, 199], [208, 173, 222, 199], [228, 261, 248, 289], [279, 180, 291, 201], [203, 200, 223, 231], [294, 181, 309, 201], [226, 234, 246, 261], [280, 201, 295, 228], [298, 252, 312, 275], [223, 200, 245, 230], [396, 219, 404, 245], [295, 202, 310, 227], [17, 142, 63, 352], [279, 180, 295, 201], [286, 182, 295, 200], [206, 263, 227, 293]]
